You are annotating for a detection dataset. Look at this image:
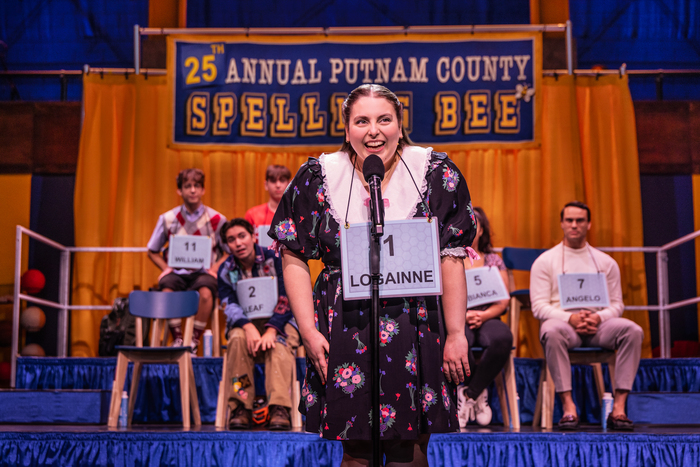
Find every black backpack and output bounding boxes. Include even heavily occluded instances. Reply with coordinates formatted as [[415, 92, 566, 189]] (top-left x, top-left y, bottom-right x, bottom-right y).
[[98, 297, 148, 356]]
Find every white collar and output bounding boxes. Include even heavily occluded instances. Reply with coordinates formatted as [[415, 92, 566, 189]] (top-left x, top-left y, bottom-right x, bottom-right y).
[[319, 145, 432, 226]]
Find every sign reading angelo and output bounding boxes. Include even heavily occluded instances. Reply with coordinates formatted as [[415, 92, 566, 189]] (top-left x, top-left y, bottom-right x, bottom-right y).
[[167, 33, 542, 149]]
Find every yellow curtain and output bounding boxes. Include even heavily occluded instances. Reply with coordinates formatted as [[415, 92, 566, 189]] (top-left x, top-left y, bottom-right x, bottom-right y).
[[575, 75, 651, 358], [74, 72, 651, 358]]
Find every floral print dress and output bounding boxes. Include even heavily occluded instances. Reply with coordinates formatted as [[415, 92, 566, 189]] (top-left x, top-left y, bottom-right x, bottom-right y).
[[269, 146, 476, 440]]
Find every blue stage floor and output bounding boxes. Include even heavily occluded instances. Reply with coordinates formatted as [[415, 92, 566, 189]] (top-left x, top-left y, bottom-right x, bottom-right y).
[[1, 425, 700, 466]]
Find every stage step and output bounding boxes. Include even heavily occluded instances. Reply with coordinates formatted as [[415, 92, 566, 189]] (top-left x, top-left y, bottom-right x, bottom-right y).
[[0, 389, 111, 424], [627, 392, 700, 424]]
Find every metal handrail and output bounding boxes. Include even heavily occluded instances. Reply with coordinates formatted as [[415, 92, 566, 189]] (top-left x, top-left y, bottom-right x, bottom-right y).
[[11, 225, 700, 387], [132, 22, 574, 76], [11, 226, 148, 388], [495, 230, 700, 358]]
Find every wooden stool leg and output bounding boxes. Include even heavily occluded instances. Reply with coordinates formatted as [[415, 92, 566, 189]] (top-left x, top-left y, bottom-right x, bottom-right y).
[[592, 362, 606, 403], [108, 353, 129, 428], [188, 355, 201, 426], [178, 352, 191, 429], [533, 360, 545, 428], [504, 354, 520, 430], [127, 361, 142, 426], [542, 366, 555, 429], [211, 300, 221, 357], [291, 355, 302, 429], [495, 372, 510, 428], [215, 352, 230, 428]]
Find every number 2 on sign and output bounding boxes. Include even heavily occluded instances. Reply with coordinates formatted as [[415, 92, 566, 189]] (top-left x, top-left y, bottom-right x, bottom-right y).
[[249, 287, 256, 298]]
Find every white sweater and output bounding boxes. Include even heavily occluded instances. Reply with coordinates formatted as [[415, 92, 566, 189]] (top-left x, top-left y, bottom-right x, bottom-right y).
[[530, 242, 624, 323]]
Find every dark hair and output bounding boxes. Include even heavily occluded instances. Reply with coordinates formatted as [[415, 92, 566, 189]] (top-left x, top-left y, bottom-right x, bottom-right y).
[[221, 218, 254, 238], [560, 201, 591, 222], [339, 84, 415, 156], [265, 165, 292, 182], [473, 207, 494, 254], [176, 168, 205, 189]]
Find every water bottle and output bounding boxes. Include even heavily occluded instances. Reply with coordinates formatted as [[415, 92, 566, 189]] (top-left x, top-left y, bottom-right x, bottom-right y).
[[601, 392, 614, 430], [118, 391, 128, 427], [203, 329, 213, 357]]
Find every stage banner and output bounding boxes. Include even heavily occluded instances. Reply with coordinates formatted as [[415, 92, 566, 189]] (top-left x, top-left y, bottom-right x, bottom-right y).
[[167, 33, 542, 150]]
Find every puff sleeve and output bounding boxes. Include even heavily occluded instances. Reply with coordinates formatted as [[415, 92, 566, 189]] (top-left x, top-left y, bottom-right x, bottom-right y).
[[267, 158, 324, 261], [424, 152, 477, 257]]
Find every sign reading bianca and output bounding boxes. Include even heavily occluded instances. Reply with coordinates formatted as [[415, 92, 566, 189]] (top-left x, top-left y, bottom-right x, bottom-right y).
[[168, 33, 541, 149]]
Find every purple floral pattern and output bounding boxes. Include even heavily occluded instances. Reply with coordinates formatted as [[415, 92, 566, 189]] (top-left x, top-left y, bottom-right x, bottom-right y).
[[442, 165, 460, 192], [405, 347, 417, 375], [274, 218, 297, 241], [380, 316, 399, 346], [417, 298, 428, 321], [302, 384, 318, 409], [369, 404, 397, 435], [441, 382, 450, 410], [422, 384, 437, 412], [333, 362, 365, 397]]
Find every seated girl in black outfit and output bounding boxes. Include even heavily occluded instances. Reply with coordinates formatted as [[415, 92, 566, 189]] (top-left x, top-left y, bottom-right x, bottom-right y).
[[458, 207, 513, 426]]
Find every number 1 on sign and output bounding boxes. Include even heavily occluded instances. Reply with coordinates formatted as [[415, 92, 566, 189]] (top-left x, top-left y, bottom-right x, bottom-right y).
[[383, 235, 394, 256]]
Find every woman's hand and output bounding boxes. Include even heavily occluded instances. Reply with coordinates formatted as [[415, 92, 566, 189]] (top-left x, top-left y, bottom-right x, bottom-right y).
[[301, 329, 330, 385], [466, 310, 483, 329], [442, 333, 470, 384], [243, 323, 262, 356]]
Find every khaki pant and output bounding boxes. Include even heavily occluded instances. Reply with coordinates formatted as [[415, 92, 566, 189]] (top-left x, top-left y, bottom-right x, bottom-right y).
[[540, 317, 644, 393], [226, 320, 300, 410]]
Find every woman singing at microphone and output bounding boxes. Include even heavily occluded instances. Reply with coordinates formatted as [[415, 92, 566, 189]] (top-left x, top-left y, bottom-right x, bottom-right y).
[[269, 84, 476, 466]]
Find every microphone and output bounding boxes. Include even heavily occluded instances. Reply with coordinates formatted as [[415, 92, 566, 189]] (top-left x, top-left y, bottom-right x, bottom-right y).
[[362, 155, 385, 237]]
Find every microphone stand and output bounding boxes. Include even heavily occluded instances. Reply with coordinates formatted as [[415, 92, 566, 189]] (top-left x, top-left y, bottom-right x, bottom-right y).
[[369, 196, 383, 467]]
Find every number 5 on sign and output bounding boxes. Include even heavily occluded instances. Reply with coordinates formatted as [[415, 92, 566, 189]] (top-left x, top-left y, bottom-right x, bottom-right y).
[[464, 267, 509, 308]]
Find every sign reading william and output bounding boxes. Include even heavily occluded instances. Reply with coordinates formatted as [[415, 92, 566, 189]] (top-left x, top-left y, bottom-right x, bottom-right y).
[[167, 33, 542, 149]]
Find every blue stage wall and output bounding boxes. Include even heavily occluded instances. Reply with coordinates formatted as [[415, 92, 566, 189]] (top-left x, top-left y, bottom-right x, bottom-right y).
[[16, 357, 700, 425]]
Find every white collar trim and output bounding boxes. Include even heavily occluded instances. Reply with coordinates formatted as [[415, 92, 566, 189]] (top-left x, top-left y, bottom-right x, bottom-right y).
[[319, 145, 432, 226]]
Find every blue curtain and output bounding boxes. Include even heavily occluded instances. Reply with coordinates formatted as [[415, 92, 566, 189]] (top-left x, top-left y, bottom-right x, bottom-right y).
[[1, 431, 699, 466], [0, 431, 343, 467], [18, 357, 700, 424], [186, 0, 529, 28]]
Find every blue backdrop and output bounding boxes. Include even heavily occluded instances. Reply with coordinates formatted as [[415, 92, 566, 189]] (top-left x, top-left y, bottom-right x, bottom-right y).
[[2, 0, 697, 101]]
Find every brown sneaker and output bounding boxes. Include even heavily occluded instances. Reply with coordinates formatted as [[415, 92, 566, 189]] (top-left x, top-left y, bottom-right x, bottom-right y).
[[228, 404, 252, 430], [268, 405, 291, 431]]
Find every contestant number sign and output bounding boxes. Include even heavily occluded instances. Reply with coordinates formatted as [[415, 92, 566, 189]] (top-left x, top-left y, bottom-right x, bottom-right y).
[[557, 273, 610, 310], [465, 267, 510, 308], [256, 225, 273, 248], [236, 276, 279, 320], [168, 235, 212, 269], [340, 219, 442, 300]]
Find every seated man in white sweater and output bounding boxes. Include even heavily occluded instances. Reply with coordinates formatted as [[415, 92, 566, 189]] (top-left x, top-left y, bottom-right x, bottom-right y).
[[530, 201, 643, 430]]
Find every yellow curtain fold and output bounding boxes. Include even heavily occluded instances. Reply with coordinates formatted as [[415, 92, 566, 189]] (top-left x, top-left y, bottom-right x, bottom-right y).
[[574, 75, 651, 358], [74, 73, 651, 358]]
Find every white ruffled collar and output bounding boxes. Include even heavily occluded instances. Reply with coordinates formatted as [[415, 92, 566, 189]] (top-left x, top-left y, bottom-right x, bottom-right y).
[[319, 145, 432, 226]]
